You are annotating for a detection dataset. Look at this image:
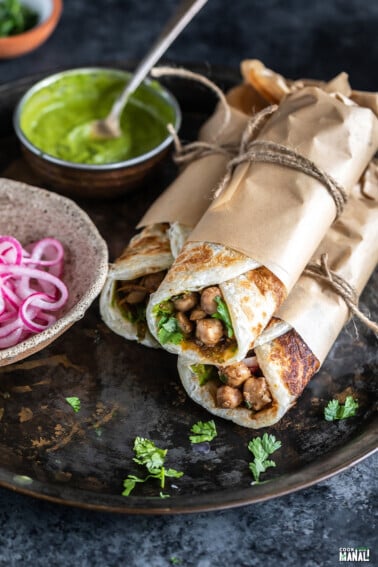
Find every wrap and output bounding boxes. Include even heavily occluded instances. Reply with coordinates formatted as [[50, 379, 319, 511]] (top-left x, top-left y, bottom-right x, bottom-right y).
[[100, 83, 268, 346], [147, 80, 378, 364], [177, 161, 378, 427]]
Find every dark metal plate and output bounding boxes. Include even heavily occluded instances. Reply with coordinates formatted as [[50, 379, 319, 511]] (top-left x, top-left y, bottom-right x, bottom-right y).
[[0, 67, 376, 514]]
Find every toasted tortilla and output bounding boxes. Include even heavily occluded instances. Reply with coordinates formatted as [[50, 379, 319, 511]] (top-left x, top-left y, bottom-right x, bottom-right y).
[[100, 224, 173, 347], [147, 240, 286, 365], [177, 326, 319, 428]]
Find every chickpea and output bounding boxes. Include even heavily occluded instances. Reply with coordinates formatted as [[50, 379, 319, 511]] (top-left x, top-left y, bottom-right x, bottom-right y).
[[176, 312, 193, 335], [216, 385, 243, 409], [220, 362, 251, 388], [141, 271, 166, 292], [173, 292, 198, 312], [195, 318, 224, 346], [243, 376, 272, 411], [189, 307, 207, 321], [125, 290, 147, 304], [200, 286, 222, 315]]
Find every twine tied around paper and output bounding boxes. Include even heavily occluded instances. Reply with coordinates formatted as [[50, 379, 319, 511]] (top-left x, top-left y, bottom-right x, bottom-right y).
[[304, 253, 378, 334], [151, 66, 240, 165], [214, 107, 348, 218]]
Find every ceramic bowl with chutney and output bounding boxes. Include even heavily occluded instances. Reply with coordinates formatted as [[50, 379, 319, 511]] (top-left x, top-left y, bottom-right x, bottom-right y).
[[13, 68, 182, 199]]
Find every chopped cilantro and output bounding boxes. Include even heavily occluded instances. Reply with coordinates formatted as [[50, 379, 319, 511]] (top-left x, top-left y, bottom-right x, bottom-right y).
[[170, 557, 182, 565], [153, 302, 183, 345], [122, 437, 183, 497], [157, 316, 183, 345], [324, 396, 359, 421], [191, 364, 216, 386], [65, 396, 81, 413], [248, 433, 281, 484], [189, 420, 217, 443], [159, 492, 170, 499], [212, 296, 234, 338], [0, 0, 38, 38], [133, 437, 167, 471]]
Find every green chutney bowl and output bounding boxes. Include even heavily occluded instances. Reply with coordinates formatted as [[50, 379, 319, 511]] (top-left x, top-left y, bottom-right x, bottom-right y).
[[13, 67, 182, 199]]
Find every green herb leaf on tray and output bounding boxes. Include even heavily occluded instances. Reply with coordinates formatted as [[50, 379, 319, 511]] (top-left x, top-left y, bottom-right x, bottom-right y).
[[133, 437, 167, 472], [191, 364, 216, 386], [65, 396, 81, 413], [324, 396, 359, 421], [212, 296, 234, 338], [189, 420, 217, 444], [122, 437, 183, 496], [248, 433, 281, 484]]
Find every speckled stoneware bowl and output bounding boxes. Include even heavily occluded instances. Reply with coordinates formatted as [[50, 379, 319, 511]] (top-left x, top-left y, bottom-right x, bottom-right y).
[[0, 178, 109, 366], [13, 68, 182, 199]]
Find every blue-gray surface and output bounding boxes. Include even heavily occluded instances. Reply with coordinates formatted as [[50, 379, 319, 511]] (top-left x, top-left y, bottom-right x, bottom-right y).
[[0, 0, 377, 565]]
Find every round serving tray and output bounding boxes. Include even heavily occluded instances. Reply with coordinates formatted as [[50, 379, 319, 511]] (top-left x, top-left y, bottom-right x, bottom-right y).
[[0, 65, 376, 514]]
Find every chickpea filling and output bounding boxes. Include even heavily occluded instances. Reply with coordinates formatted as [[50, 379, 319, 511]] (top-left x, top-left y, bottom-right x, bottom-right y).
[[115, 270, 166, 340], [155, 286, 236, 353], [192, 352, 273, 413]]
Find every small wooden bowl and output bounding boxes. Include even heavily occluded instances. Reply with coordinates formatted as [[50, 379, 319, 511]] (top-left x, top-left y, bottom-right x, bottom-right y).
[[13, 68, 182, 199], [0, 0, 62, 59], [0, 178, 109, 366]]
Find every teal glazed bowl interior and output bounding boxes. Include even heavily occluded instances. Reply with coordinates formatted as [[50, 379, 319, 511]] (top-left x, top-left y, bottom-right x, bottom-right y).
[[13, 68, 182, 199]]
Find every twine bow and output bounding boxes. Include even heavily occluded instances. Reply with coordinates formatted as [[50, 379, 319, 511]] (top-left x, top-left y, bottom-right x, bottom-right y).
[[304, 253, 378, 334]]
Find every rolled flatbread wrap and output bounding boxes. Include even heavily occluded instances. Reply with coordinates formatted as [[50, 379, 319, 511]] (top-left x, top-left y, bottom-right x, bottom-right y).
[[147, 86, 378, 364], [100, 223, 173, 347], [177, 161, 378, 427]]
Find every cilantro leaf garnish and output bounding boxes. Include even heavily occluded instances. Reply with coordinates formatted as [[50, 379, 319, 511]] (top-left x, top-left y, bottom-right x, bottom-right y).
[[324, 396, 359, 421], [65, 396, 81, 413], [157, 316, 183, 345], [190, 364, 216, 386], [212, 296, 234, 338], [189, 420, 217, 443], [122, 437, 183, 496], [0, 0, 38, 38], [132, 437, 167, 471], [154, 301, 184, 345], [248, 433, 281, 484]]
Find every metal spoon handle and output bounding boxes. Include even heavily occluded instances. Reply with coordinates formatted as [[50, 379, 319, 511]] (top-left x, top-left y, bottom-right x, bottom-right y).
[[109, 0, 208, 119]]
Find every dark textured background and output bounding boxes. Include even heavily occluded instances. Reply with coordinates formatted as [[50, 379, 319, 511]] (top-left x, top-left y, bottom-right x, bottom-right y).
[[0, 0, 377, 565]]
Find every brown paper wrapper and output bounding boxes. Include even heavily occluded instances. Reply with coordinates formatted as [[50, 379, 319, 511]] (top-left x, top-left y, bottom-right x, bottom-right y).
[[188, 86, 378, 291], [138, 84, 267, 229], [275, 160, 378, 363]]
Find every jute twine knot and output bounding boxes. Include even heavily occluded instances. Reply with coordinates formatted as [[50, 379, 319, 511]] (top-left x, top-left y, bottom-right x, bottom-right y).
[[215, 106, 348, 218], [151, 66, 239, 165], [304, 253, 378, 334]]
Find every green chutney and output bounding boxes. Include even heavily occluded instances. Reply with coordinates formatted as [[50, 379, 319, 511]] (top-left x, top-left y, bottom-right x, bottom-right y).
[[20, 70, 177, 166]]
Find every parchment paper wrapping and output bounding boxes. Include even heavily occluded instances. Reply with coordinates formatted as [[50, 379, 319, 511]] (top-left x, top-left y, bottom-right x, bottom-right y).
[[137, 84, 267, 231], [188, 86, 378, 290], [100, 84, 267, 346], [178, 161, 378, 428], [264, 160, 378, 363], [148, 86, 378, 365]]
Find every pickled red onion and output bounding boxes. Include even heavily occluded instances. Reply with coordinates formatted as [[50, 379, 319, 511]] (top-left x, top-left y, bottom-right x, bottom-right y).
[[0, 235, 68, 349]]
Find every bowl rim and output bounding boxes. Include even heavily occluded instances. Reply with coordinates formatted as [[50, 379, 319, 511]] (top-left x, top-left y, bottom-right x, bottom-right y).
[[0, 0, 62, 44], [0, 178, 109, 365], [13, 66, 182, 171]]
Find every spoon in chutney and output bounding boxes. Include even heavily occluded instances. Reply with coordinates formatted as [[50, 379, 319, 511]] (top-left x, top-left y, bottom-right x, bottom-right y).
[[90, 0, 208, 140]]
